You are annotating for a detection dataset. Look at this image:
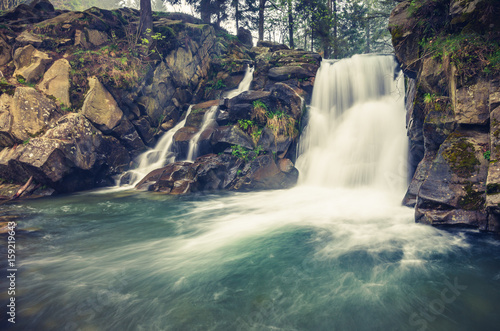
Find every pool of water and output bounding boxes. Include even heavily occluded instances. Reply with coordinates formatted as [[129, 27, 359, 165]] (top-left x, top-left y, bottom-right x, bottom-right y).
[[2, 187, 500, 330]]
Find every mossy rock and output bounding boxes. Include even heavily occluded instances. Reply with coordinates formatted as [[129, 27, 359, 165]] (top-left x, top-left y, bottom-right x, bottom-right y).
[[442, 135, 480, 177]]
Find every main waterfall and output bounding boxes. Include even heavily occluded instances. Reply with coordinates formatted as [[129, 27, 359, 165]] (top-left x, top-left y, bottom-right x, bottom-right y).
[[296, 55, 407, 194]]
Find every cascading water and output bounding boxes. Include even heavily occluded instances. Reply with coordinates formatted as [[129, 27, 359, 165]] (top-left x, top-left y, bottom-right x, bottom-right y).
[[11, 55, 500, 331], [119, 106, 193, 187], [296, 54, 407, 194], [186, 105, 218, 161], [118, 66, 255, 186], [225, 65, 255, 99]]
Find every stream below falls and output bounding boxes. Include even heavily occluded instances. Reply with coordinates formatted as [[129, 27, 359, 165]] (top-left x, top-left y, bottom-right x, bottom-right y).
[[2, 54, 500, 330]]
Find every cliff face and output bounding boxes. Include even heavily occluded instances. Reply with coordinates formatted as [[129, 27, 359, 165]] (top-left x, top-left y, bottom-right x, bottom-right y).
[[0, 1, 320, 197], [389, 0, 500, 232]]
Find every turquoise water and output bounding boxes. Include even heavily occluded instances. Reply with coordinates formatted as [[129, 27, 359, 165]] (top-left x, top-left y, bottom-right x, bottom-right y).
[[2, 187, 500, 331]]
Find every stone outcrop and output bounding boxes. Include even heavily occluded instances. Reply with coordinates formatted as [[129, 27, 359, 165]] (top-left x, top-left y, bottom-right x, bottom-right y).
[[0, 113, 129, 192], [37, 58, 71, 106], [13, 45, 51, 83], [81, 77, 123, 133], [136, 153, 297, 194], [0, 2, 318, 196], [390, 0, 500, 232]]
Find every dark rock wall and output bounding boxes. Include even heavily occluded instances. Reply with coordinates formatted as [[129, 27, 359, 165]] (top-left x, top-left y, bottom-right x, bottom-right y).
[[390, 0, 500, 232]]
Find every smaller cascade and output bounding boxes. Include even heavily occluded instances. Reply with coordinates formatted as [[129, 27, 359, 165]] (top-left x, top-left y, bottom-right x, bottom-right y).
[[225, 66, 255, 99], [118, 106, 193, 187], [186, 106, 218, 161]]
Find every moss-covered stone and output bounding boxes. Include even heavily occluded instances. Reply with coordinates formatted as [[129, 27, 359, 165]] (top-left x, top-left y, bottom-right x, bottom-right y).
[[459, 182, 485, 210], [442, 136, 480, 177]]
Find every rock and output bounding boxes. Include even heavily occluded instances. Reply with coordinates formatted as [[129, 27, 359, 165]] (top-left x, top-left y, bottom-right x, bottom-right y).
[[0, 35, 12, 66], [232, 154, 297, 190], [15, 31, 43, 47], [136, 153, 297, 194], [211, 125, 254, 153], [74, 30, 88, 48], [0, 94, 16, 147], [172, 126, 198, 159], [269, 83, 303, 118], [256, 41, 289, 51], [37, 58, 71, 107], [388, 1, 421, 78], [237, 27, 253, 48], [30, 0, 55, 12], [268, 66, 312, 81], [81, 77, 123, 133], [111, 118, 146, 155], [133, 116, 156, 146], [258, 127, 293, 156], [13, 45, 51, 83], [0, 113, 129, 192], [85, 28, 108, 46], [454, 79, 490, 126], [415, 131, 489, 229], [9, 87, 62, 142]]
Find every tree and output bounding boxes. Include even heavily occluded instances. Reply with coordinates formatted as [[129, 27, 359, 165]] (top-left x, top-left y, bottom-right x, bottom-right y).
[[139, 0, 153, 47]]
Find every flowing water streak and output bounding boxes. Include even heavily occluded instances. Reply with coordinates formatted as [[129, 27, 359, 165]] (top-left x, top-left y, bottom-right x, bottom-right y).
[[186, 66, 255, 161], [186, 106, 218, 161], [119, 106, 193, 187], [296, 54, 406, 194], [225, 65, 255, 99]]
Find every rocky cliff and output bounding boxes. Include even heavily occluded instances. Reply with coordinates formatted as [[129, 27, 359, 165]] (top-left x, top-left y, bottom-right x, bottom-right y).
[[0, 1, 320, 197], [389, 0, 500, 232]]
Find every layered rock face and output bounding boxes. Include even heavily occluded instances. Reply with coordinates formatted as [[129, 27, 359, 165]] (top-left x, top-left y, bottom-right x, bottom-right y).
[[0, 1, 320, 196], [390, 0, 500, 232]]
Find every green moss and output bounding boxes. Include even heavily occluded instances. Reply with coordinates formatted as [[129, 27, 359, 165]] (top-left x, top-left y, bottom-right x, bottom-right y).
[[487, 183, 500, 195], [443, 137, 480, 177], [458, 181, 485, 210]]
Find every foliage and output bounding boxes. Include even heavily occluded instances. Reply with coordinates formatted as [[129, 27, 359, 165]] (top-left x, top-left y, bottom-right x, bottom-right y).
[[266, 109, 298, 138], [421, 32, 500, 84], [231, 144, 264, 162], [484, 151, 491, 161]]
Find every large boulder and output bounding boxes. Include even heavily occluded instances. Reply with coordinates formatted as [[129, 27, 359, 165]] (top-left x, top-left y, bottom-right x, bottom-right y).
[[81, 77, 123, 133], [37, 58, 71, 107], [8, 87, 62, 142], [135, 153, 298, 194], [13, 45, 51, 83], [0, 34, 12, 66], [415, 131, 489, 228], [0, 113, 129, 193]]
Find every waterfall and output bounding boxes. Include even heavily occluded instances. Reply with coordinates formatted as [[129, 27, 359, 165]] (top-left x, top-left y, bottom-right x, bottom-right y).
[[225, 66, 255, 99], [119, 106, 193, 187], [296, 54, 407, 194], [186, 105, 218, 161]]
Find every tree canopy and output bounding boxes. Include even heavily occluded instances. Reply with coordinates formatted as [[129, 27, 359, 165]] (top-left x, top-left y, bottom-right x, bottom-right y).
[[1, 0, 399, 59]]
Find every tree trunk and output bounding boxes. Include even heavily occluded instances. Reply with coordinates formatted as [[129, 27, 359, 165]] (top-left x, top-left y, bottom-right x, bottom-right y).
[[366, 19, 371, 53], [332, 0, 338, 59], [288, 0, 294, 49], [235, 0, 239, 31], [258, 0, 266, 41], [140, 0, 153, 45]]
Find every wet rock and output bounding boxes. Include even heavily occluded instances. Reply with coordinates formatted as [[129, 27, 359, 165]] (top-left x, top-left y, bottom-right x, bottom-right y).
[[211, 125, 254, 153], [133, 116, 156, 146], [268, 66, 312, 81], [415, 131, 489, 229]]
